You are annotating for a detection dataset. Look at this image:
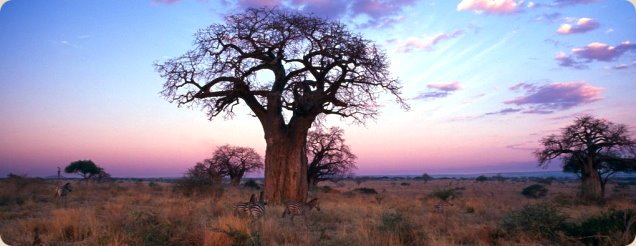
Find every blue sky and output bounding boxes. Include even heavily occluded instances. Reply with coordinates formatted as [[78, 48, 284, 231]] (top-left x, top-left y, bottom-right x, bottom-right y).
[[1, 0, 635, 177]]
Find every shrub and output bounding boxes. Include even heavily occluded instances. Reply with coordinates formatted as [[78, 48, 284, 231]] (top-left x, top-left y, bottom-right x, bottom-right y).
[[243, 179, 260, 190], [352, 187, 378, 194], [521, 184, 548, 198], [400, 182, 410, 186], [475, 175, 488, 182], [173, 175, 214, 197], [501, 203, 568, 240], [378, 211, 424, 245], [430, 187, 463, 201], [563, 209, 636, 245]]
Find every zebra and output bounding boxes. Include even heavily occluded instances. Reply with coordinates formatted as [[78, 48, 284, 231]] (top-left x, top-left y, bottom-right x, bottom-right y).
[[233, 194, 256, 217], [55, 182, 72, 198], [247, 191, 266, 220], [282, 198, 320, 221]]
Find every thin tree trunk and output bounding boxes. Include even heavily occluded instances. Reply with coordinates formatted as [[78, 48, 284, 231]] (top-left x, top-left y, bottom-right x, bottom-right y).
[[580, 160, 603, 200], [263, 131, 309, 204]]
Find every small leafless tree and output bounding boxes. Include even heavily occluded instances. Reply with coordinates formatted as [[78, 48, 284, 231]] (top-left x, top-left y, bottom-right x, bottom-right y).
[[306, 127, 357, 187], [535, 115, 636, 200], [208, 145, 263, 187], [156, 8, 406, 203]]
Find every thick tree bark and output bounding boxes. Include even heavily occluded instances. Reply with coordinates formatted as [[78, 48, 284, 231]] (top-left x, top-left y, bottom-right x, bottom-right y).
[[580, 159, 603, 200], [263, 127, 310, 204]]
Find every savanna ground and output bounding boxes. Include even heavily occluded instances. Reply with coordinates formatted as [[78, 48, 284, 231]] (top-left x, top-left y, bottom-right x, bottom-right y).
[[1, 175, 635, 246]]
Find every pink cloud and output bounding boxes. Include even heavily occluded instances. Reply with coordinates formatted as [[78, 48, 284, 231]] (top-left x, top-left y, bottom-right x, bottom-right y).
[[289, 0, 349, 19], [613, 64, 629, 69], [457, 0, 520, 14], [572, 41, 636, 61], [505, 81, 603, 113], [557, 18, 599, 35], [556, 41, 636, 68], [351, 0, 416, 18], [397, 30, 464, 52]]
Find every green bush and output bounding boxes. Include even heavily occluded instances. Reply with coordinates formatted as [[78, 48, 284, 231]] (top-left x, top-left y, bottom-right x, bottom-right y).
[[352, 187, 378, 194], [475, 175, 488, 182], [521, 184, 548, 198], [501, 203, 568, 240], [430, 187, 463, 201], [563, 209, 636, 245], [243, 179, 260, 190]]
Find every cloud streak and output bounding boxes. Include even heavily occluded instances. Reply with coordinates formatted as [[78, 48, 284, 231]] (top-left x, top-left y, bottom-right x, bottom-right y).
[[396, 30, 465, 52], [505, 81, 603, 113], [413, 82, 462, 100]]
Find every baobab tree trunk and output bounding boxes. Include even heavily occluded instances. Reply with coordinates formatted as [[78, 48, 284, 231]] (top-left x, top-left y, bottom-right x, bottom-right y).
[[263, 128, 309, 204], [580, 160, 603, 201], [230, 176, 241, 187]]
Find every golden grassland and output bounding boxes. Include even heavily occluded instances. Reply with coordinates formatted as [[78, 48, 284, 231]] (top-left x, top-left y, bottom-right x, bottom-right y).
[[0, 176, 635, 246]]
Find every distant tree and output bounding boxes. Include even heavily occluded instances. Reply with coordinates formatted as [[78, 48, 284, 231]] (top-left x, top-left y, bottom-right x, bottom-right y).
[[64, 160, 102, 180], [418, 173, 434, 183], [306, 127, 357, 187], [475, 175, 488, 182], [156, 8, 406, 203], [536, 116, 636, 200], [208, 145, 264, 187]]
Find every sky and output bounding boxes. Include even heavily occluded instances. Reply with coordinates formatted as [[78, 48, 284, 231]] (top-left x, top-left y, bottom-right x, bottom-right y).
[[1, 0, 635, 178]]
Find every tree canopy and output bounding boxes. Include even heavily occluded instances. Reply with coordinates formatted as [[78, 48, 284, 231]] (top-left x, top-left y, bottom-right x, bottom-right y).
[[206, 145, 263, 186], [156, 8, 406, 203], [64, 160, 103, 180]]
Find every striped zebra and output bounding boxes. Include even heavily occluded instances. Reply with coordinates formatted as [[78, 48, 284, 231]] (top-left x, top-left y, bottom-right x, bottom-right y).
[[246, 191, 266, 220], [282, 198, 320, 221], [55, 182, 72, 198], [233, 194, 256, 217]]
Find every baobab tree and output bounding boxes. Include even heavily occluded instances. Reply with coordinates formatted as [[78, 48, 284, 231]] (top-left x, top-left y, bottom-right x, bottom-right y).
[[208, 145, 263, 187], [306, 127, 357, 187], [156, 8, 406, 203], [536, 115, 636, 200]]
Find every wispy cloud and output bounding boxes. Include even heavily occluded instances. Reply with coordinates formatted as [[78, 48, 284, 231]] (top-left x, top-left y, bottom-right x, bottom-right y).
[[152, 0, 181, 4], [504, 81, 603, 113], [457, 0, 520, 14], [484, 108, 522, 116], [557, 17, 599, 35], [413, 81, 462, 100], [613, 64, 629, 69], [528, 0, 597, 8], [555, 51, 586, 69], [396, 30, 464, 52]]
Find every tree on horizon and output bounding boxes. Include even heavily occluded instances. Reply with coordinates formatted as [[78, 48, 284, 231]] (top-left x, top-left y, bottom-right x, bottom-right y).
[[207, 145, 263, 187], [535, 115, 636, 200], [64, 160, 103, 181], [306, 127, 357, 187], [156, 8, 406, 203]]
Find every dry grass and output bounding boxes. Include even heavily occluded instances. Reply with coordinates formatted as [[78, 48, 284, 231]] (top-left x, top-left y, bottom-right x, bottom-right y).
[[1, 177, 635, 245]]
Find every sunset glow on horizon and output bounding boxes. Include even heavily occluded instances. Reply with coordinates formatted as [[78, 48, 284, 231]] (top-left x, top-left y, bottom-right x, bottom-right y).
[[1, 0, 635, 178]]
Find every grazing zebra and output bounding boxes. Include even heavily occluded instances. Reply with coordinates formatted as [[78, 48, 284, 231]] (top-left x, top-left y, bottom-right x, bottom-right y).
[[282, 198, 320, 221], [434, 200, 453, 213], [246, 191, 266, 220], [55, 183, 72, 198], [233, 194, 256, 216]]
